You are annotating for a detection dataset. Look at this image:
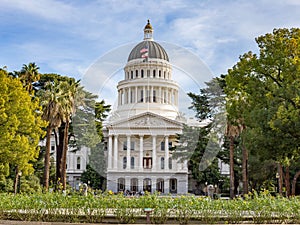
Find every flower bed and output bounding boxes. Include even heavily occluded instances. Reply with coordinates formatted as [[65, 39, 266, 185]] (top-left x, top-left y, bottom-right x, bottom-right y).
[[0, 191, 300, 224]]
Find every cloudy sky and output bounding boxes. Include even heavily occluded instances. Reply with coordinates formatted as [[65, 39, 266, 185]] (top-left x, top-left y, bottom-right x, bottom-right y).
[[1, 0, 300, 108]]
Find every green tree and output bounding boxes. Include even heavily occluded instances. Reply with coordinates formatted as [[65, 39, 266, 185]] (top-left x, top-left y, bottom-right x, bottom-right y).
[[225, 28, 300, 196], [172, 78, 226, 192], [18, 62, 41, 93], [0, 69, 46, 193], [38, 80, 63, 190]]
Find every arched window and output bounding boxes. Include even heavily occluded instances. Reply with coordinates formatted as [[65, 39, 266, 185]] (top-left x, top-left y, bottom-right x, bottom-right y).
[[131, 157, 135, 169], [118, 178, 125, 192], [153, 70, 156, 77], [161, 157, 165, 169], [164, 71, 166, 79], [135, 70, 138, 77], [131, 178, 138, 192], [131, 71, 133, 79], [141, 69, 144, 78], [170, 179, 177, 193], [159, 70, 161, 77], [123, 156, 127, 169], [76, 157, 81, 169]]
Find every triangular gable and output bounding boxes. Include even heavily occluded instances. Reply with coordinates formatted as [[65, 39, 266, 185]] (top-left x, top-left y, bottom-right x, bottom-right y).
[[109, 112, 182, 128]]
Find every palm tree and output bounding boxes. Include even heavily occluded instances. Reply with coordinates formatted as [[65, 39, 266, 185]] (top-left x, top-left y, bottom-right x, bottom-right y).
[[19, 62, 40, 92], [58, 80, 82, 190], [38, 80, 63, 190]]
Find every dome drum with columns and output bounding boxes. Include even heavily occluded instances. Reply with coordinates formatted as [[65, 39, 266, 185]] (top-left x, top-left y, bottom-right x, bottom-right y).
[[105, 20, 188, 194]]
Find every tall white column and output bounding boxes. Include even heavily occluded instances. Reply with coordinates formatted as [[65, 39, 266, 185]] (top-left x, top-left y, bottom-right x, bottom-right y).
[[152, 135, 156, 171], [150, 86, 153, 103], [143, 86, 146, 103], [126, 135, 131, 171], [152, 177, 157, 194], [164, 136, 169, 171], [125, 177, 130, 191], [128, 87, 131, 103], [138, 178, 143, 192], [164, 178, 170, 194], [113, 135, 118, 170], [139, 135, 143, 171], [108, 135, 113, 169]]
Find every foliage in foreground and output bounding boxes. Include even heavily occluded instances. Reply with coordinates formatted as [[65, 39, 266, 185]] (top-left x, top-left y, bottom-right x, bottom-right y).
[[0, 191, 300, 224]]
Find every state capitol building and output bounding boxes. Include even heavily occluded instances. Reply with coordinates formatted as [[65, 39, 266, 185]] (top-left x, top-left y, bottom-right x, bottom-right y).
[[103, 20, 188, 194]]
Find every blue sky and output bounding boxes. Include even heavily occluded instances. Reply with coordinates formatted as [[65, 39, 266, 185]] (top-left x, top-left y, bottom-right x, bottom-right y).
[[1, 0, 300, 107]]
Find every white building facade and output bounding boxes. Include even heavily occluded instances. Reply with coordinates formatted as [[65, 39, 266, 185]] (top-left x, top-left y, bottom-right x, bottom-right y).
[[105, 21, 188, 194]]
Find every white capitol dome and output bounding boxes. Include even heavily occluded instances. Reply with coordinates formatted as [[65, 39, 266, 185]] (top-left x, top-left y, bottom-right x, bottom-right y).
[[112, 20, 179, 121]]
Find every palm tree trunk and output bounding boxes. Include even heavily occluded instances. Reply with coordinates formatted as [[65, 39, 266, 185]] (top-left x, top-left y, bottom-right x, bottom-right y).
[[43, 126, 52, 191], [60, 119, 70, 190], [55, 126, 64, 190], [229, 136, 235, 199], [242, 144, 248, 195]]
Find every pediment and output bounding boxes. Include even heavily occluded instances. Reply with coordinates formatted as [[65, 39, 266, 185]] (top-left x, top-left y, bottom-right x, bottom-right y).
[[109, 112, 182, 129]]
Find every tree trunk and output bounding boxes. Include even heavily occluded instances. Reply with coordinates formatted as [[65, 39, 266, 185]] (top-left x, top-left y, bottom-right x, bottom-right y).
[[14, 166, 19, 195], [292, 171, 300, 196], [242, 144, 248, 195], [278, 163, 283, 196], [284, 166, 290, 197], [229, 136, 235, 199], [55, 126, 64, 190], [43, 126, 52, 191], [60, 119, 70, 190]]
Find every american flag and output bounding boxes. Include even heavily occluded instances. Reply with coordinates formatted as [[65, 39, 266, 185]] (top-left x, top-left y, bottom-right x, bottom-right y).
[[140, 46, 148, 53]]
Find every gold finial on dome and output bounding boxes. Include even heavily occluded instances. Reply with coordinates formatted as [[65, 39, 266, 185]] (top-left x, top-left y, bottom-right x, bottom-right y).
[[144, 19, 153, 30], [144, 19, 153, 40]]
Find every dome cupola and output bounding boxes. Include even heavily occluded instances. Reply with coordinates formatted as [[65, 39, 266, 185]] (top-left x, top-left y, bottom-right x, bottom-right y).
[[127, 20, 169, 62]]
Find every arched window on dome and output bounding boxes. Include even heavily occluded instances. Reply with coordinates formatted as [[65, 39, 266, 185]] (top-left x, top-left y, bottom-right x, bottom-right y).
[[141, 69, 144, 78], [135, 70, 138, 78], [159, 70, 161, 77], [131, 71, 133, 79], [153, 70, 156, 78], [164, 71, 166, 79]]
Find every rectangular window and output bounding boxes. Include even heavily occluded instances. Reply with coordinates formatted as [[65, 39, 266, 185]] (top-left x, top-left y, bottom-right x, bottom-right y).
[[123, 141, 127, 150], [143, 157, 152, 169]]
